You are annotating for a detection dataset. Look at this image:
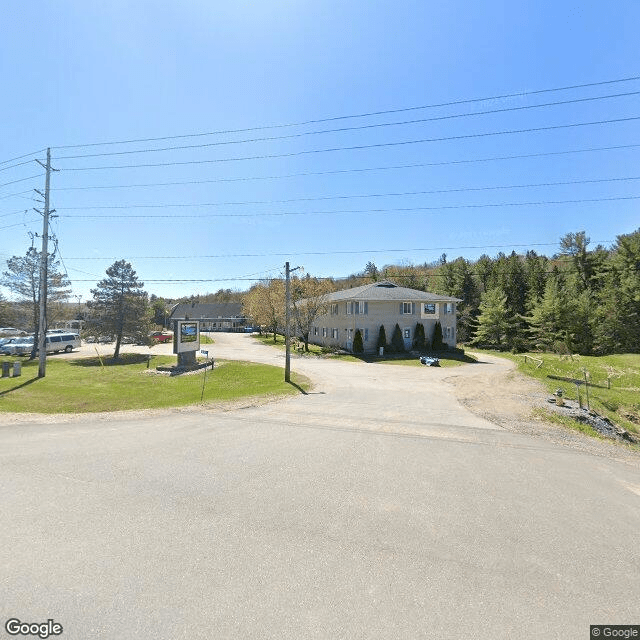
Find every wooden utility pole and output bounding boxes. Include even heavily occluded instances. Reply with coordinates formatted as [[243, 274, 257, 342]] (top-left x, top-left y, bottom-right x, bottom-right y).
[[34, 148, 55, 378], [284, 261, 301, 382]]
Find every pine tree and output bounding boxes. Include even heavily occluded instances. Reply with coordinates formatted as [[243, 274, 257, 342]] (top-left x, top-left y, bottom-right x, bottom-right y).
[[432, 320, 444, 351], [391, 323, 405, 352], [471, 288, 512, 349], [353, 329, 364, 354], [87, 260, 149, 359], [377, 325, 387, 351], [413, 322, 425, 351]]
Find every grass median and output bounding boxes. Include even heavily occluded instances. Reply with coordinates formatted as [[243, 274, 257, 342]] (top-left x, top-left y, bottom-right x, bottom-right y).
[[0, 354, 310, 413]]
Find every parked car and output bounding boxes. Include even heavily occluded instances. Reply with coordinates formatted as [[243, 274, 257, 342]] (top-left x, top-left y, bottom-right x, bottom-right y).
[[0, 337, 24, 354], [8, 333, 81, 356], [0, 327, 27, 336], [150, 331, 173, 344]]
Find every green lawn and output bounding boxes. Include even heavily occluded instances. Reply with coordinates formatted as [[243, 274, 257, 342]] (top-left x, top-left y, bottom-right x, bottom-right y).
[[0, 354, 309, 413], [254, 333, 475, 367], [471, 350, 640, 436]]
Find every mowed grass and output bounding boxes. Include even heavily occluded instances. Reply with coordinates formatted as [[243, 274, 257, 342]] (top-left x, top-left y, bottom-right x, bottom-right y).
[[472, 350, 640, 436], [0, 354, 309, 413]]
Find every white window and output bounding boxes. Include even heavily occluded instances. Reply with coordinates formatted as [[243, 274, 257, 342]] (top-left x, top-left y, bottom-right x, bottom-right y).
[[313, 327, 318, 336], [444, 303, 455, 314], [423, 303, 436, 314], [364, 328, 369, 341], [322, 328, 327, 338], [347, 328, 353, 340], [355, 301, 367, 315], [331, 303, 339, 316], [346, 302, 352, 315], [404, 328, 411, 339], [402, 302, 413, 314], [331, 328, 338, 339]]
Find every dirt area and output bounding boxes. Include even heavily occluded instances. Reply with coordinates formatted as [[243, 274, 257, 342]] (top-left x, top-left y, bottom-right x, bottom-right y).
[[445, 351, 640, 466]]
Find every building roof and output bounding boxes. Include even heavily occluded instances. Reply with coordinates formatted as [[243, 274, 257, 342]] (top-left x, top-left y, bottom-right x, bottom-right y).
[[323, 281, 461, 303], [169, 302, 245, 320]]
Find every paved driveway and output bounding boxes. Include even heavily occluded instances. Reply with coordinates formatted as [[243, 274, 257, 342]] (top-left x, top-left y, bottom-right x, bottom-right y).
[[1, 333, 639, 639]]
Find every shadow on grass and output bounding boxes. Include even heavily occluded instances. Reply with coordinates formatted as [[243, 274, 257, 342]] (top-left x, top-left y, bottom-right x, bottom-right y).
[[0, 376, 40, 397], [547, 373, 609, 390], [68, 353, 154, 367]]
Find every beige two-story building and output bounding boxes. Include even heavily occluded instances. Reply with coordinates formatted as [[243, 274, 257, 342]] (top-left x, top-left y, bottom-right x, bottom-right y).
[[307, 280, 461, 354]]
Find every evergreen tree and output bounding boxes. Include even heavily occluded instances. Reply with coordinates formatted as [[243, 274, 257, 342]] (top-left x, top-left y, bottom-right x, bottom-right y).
[[391, 323, 405, 352], [471, 288, 512, 349], [87, 260, 150, 359], [432, 320, 444, 351], [353, 329, 364, 354], [413, 322, 425, 351], [1, 246, 71, 358], [376, 324, 387, 351]]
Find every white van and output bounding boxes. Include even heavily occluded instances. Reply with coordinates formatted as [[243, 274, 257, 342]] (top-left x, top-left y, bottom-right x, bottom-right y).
[[9, 333, 81, 356], [45, 333, 81, 353]]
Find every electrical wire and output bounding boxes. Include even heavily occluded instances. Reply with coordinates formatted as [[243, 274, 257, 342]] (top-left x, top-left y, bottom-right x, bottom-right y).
[[0, 174, 42, 190], [51, 74, 640, 150], [57, 194, 640, 219], [62, 241, 612, 261], [48, 143, 640, 192], [57, 116, 640, 171], [0, 148, 47, 167], [53, 90, 640, 160], [55, 175, 640, 211]]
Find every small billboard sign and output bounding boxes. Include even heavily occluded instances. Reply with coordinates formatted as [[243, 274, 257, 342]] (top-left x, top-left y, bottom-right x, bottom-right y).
[[173, 320, 200, 353]]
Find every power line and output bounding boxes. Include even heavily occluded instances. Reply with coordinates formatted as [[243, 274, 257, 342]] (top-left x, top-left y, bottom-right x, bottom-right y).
[[58, 194, 640, 219], [55, 175, 640, 210], [52, 74, 640, 150], [0, 159, 39, 173], [53, 90, 640, 160], [63, 241, 613, 261], [58, 116, 640, 171], [0, 174, 42, 190], [49, 143, 640, 192], [0, 148, 47, 167], [0, 190, 34, 201]]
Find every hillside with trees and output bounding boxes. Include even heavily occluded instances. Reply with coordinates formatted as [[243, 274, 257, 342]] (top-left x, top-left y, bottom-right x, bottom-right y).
[[348, 229, 640, 355]]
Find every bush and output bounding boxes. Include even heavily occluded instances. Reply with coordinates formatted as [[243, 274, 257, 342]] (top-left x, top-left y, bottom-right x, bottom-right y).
[[413, 322, 425, 351], [432, 321, 444, 351], [377, 325, 387, 350], [353, 329, 364, 354], [391, 323, 405, 352]]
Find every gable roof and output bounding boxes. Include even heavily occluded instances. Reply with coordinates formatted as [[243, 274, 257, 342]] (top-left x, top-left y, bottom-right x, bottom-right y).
[[169, 302, 245, 320], [323, 281, 461, 302]]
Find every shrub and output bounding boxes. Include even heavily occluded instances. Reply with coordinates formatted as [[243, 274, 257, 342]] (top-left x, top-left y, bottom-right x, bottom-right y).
[[353, 329, 364, 354], [377, 325, 387, 350], [432, 321, 444, 351], [413, 322, 425, 351], [391, 323, 405, 352]]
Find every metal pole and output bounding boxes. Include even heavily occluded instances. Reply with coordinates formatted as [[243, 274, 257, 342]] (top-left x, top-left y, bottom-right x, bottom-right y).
[[37, 148, 51, 378], [285, 261, 291, 382]]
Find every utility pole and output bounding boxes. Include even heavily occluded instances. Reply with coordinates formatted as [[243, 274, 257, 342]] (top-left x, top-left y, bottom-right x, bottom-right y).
[[284, 261, 301, 382], [34, 148, 56, 378]]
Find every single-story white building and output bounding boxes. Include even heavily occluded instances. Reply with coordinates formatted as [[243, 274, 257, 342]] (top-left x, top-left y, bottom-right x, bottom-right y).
[[306, 280, 461, 354]]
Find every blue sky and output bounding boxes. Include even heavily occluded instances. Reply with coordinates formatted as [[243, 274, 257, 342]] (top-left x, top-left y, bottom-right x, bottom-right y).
[[1, 1, 639, 301]]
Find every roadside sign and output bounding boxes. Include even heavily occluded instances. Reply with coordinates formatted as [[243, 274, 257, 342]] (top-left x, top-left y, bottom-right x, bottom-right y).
[[201, 350, 208, 356]]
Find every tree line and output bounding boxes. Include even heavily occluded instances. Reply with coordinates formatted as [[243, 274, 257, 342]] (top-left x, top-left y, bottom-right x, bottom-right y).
[[2, 228, 638, 358]]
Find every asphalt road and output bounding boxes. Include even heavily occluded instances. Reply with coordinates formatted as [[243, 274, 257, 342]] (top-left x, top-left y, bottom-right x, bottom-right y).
[[1, 333, 639, 639]]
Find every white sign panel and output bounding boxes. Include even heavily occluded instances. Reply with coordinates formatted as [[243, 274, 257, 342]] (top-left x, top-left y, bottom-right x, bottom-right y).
[[173, 320, 200, 353]]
